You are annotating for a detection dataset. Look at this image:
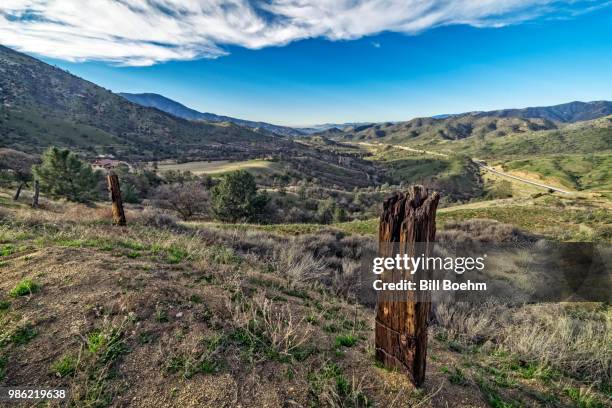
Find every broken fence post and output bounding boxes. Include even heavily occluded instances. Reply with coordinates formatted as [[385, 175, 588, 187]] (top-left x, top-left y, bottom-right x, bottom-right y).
[[31, 180, 39, 208], [107, 173, 126, 226], [375, 185, 439, 387]]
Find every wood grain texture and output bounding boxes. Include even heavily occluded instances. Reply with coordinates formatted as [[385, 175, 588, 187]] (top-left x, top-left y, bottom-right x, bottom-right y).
[[375, 185, 439, 387]]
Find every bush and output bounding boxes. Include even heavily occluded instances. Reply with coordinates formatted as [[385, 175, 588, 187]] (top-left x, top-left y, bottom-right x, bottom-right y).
[[152, 181, 209, 220], [135, 208, 179, 229], [211, 171, 268, 223], [51, 356, 78, 378], [9, 279, 40, 297], [487, 180, 513, 199]]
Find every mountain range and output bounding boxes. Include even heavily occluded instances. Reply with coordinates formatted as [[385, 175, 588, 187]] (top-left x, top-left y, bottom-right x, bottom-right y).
[[120, 91, 611, 138], [0, 43, 610, 162], [322, 101, 612, 144], [119, 92, 304, 137]]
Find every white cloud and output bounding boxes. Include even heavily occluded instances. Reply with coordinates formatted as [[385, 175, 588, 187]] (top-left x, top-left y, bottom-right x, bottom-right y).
[[0, 0, 603, 66]]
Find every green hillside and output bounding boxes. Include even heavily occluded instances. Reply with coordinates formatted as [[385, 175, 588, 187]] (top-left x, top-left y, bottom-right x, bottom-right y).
[[0, 45, 282, 160], [435, 116, 612, 158], [328, 110, 612, 161], [368, 146, 483, 200], [501, 154, 612, 192], [335, 115, 559, 143]]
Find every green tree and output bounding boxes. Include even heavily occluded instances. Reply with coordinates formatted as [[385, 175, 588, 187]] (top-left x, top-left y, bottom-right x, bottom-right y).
[[32, 147, 101, 202], [333, 206, 347, 223], [211, 170, 268, 222], [316, 198, 336, 224]]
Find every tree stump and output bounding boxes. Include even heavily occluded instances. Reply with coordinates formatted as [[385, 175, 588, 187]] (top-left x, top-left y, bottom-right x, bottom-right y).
[[375, 185, 439, 387], [107, 174, 126, 226]]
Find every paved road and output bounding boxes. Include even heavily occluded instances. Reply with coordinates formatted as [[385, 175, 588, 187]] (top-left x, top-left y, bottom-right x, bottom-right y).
[[472, 161, 572, 194], [356, 141, 572, 194]]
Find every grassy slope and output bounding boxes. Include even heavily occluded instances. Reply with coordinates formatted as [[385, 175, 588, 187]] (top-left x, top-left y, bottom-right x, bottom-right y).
[[0, 45, 278, 159], [419, 117, 612, 158], [500, 154, 612, 192], [1, 194, 609, 408], [237, 195, 609, 241], [364, 145, 483, 201], [330, 116, 612, 199]]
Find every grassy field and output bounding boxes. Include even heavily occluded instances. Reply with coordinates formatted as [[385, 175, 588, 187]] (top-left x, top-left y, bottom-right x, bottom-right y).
[[157, 159, 280, 176]]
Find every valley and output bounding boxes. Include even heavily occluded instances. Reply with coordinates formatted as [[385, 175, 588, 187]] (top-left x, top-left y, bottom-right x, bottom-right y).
[[0, 43, 610, 408]]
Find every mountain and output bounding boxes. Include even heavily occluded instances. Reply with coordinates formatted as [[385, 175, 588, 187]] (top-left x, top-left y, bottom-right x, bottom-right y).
[[333, 115, 559, 143], [304, 100, 611, 138], [326, 100, 612, 145], [0, 45, 292, 161], [119, 92, 303, 137], [473, 100, 612, 123], [297, 122, 376, 134]]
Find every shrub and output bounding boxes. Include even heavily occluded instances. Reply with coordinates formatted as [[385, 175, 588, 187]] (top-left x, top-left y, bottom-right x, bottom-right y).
[[152, 181, 209, 220], [229, 293, 313, 358], [487, 180, 513, 199], [9, 279, 40, 297], [11, 324, 37, 345], [211, 170, 268, 223], [135, 208, 179, 229], [52, 356, 78, 378], [335, 334, 358, 348]]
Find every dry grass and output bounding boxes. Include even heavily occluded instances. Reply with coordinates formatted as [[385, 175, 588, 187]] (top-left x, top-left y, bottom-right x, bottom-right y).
[[435, 302, 612, 383], [1, 194, 609, 407], [229, 292, 314, 357]]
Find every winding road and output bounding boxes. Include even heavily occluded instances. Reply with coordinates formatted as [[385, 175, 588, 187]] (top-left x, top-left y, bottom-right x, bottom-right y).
[[357, 141, 572, 194]]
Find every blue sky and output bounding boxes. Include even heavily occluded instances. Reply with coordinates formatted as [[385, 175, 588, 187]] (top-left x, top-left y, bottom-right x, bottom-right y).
[[2, 1, 611, 126]]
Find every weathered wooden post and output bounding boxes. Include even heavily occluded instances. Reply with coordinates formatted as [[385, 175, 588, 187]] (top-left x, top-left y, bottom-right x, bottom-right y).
[[107, 174, 126, 226], [375, 185, 439, 387], [13, 181, 25, 201], [31, 180, 39, 208]]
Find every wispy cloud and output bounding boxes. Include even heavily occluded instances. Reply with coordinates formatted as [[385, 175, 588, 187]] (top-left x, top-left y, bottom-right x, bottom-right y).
[[0, 1, 605, 66]]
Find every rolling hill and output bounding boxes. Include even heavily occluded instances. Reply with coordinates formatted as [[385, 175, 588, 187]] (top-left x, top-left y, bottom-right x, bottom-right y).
[[0, 45, 386, 191], [426, 115, 612, 158], [331, 115, 560, 143], [473, 100, 612, 122], [119, 92, 304, 137], [323, 100, 612, 146], [0, 45, 290, 161]]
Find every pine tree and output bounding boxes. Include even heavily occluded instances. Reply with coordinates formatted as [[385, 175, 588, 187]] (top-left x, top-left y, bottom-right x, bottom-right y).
[[32, 147, 101, 202], [211, 170, 268, 222]]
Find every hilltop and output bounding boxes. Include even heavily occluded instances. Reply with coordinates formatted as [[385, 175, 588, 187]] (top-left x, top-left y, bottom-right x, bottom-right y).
[[0, 189, 609, 407]]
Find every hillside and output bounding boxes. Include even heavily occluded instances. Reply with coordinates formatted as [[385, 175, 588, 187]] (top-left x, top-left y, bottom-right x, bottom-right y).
[[0, 45, 288, 161], [1, 191, 609, 407], [119, 93, 303, 137], [326, 101, 612, 146], [474, 100, 612, 122], [333, 115, 559, 143], [426, 115, 612, 158]]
